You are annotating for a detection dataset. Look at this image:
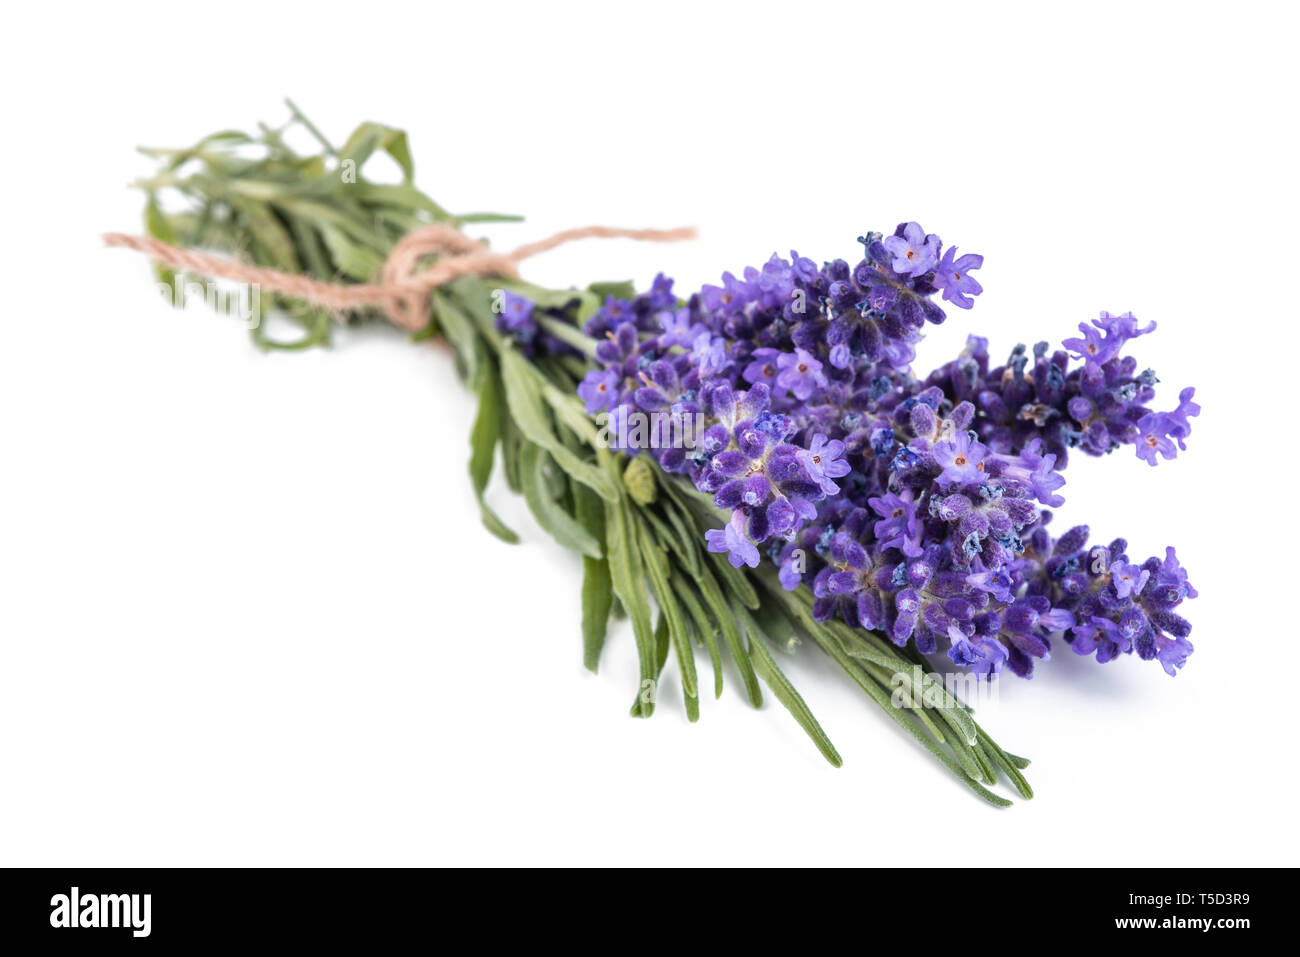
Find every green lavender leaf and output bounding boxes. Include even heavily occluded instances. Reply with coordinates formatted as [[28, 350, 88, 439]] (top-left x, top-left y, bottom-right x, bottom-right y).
[[775, 586, 959, 750], [695, 563, 762, 708], [429, 294, 479, 382], [534, 314, 598, 360], [499, 411, 523, 495], [286, 216, 333, 282], [442, 275, 500, 337], [226, 196, 299, 271], [137, 131, 253, 179], [638, 508, 697, 578], [579, 553, 613, 672], [538, 379, 607, 449], [672, 575, 724, 699], [258, 301, 334, 352], [502, 284, 591, 314], [1005, 751, 1032, 770], [468, 361, 520, 545], [604, 494, 657, 718], [284, 99, 335, 155], [143, 193, 179, 291], [652, 490, 702, 578], [272, 196, 393, 254], [573, 483, 612, 673], [978, 730, 1033, 799], [631, 613, 673, 717], [704, 548, 761, 611], [317, 221, 383, 280], [587, 280, 638, 301], [453, 212, 525, 224], [345, 182, 449, 219], [758, 573, 1012, 806], [338, 121, 415, 183], [519, 443, 602, 559], [500, 348, 617, 502], [833, 625, 977, 746], [968, 739, 1000, 787], [635, 514, 698, 702], [751, 600, 800, 655], [738, 604, 842, 767]]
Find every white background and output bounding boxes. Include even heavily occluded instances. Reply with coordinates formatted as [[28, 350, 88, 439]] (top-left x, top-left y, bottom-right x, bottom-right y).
[[2, 1, 1296, 866]]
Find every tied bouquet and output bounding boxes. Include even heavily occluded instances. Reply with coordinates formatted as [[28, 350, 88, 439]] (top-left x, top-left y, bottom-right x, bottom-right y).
[[109, 104, 1199, 805]]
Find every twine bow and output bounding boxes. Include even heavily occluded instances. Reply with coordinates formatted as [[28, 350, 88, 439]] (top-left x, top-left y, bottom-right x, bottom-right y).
[[103, 223, 697, 333]]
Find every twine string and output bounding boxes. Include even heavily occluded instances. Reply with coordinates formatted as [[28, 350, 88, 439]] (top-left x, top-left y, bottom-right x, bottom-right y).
[[103, 222, 697, 332]]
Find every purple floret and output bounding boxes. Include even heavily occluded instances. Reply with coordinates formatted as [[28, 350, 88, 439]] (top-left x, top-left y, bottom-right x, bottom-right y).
[[933, 246, 984, 308], [706, 512, 760, 568], [882, 222, 941, 276]]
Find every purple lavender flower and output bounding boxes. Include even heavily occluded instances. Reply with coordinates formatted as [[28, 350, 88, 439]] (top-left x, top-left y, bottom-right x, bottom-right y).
[[498, 290, 534, 330], [1062, 310, 1155, 366], [1060, 323, 1108, 364], [1095, 309, 1157, 341], [882, 222, 941, 276], [966, 561, 1014, 602], [867, 489, 922, 557], [1163, 387, 1200, 440], [1135, 388, 1199, 466], [789, 250, 818, 284], [742, 347, 782, 389], [646, 273, 677, 310], [1134, 421, 1179, 465], [495, 290, 538, 349], [1156, 634, 1194, 677], [1154, 546, 1197, 602], [1071, 617, 1130, 663], [691, 332, 730, 377], [948, 626, 1009, 674], [932, 431, 989, 488], [995, 440, 1066, 507], [933, 246, 984, 308], [700, 271, 752, 313], [578, 368, 620, 414], [775, 348, 827, 400], [705, 511, 760, 568], [657, 308, 706, 349], [797, 433, 850, 495], [1109, 560, 1150, 599]]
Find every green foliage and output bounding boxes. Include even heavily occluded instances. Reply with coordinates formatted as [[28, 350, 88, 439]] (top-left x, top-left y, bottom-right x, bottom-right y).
[[134, 101, 510, 350]]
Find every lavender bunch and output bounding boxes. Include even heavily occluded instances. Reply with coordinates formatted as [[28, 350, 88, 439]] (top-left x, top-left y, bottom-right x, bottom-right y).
[[126, 105, 1200, 804]]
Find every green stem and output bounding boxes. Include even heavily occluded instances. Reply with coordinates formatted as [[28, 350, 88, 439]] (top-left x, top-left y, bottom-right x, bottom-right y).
[[284, 98, 336, 155], [536, 315, 599, 359]]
